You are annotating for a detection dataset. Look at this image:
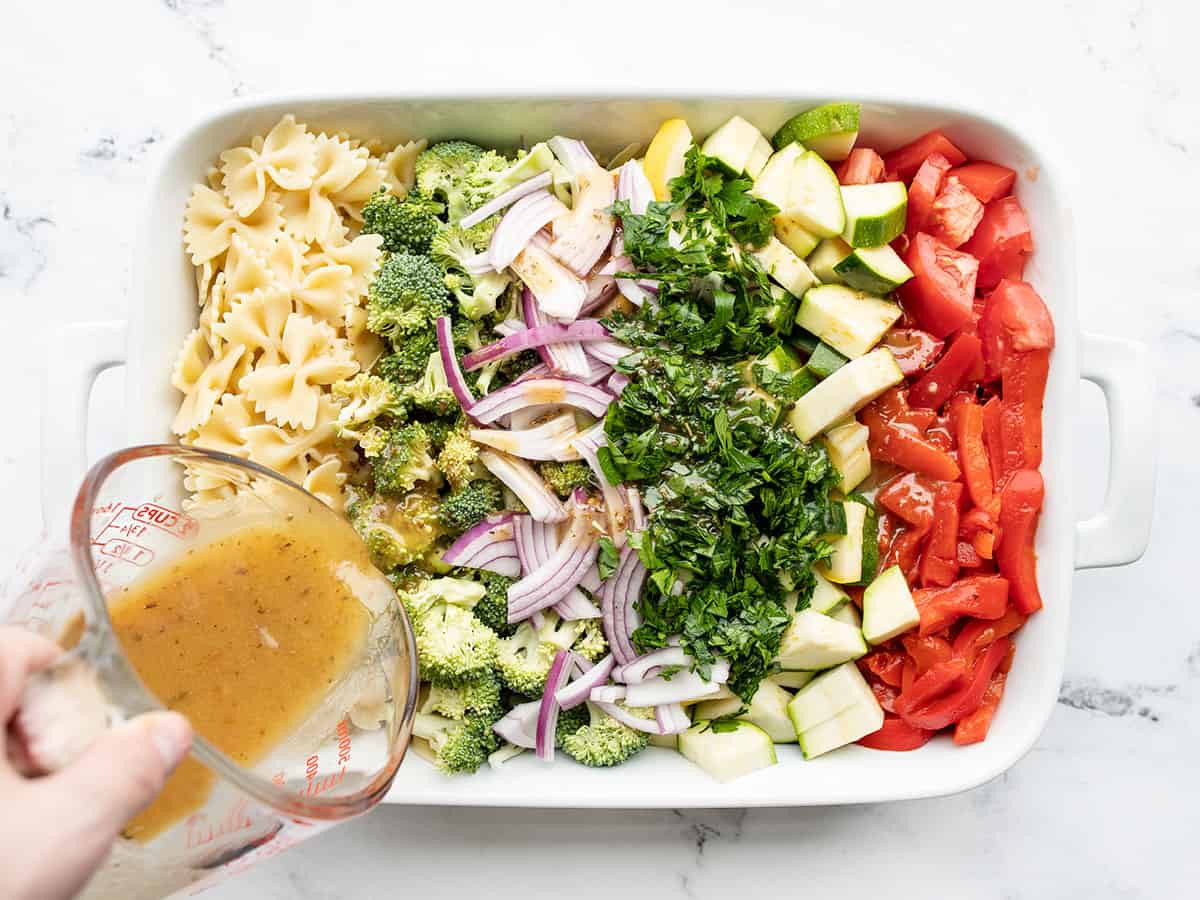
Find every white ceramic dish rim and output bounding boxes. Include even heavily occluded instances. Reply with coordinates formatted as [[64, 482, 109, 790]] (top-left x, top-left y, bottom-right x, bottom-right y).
[[41, 91, 1155, 807]]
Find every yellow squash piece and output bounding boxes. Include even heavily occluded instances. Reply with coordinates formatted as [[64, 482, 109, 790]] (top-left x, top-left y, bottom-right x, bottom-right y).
[[643, 118, 694, 201]]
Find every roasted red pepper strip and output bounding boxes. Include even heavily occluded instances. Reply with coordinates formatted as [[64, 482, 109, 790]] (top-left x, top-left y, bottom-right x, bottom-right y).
[[953, 669, 1009, 745], [864, 389, 962, 482], [877, 472, 936, 530], [956, 540, 983, 568], [897, 638, 1012, 731], [918, 481, 963, 587], [953, 608, 1026, 666], [996, 469, 1045, 614], [954, 401, 995, 510], [912, 575, 1009, 636], [868, 680, 901, 714], [1000, 349, 1051, 477], [884, 527, 925, 585], [982, 395, 1006, 486], [912, 335, 984, 411], [857, 715, 935, 751], [901, 633, 956, 675], [860, 649, 907, 688]]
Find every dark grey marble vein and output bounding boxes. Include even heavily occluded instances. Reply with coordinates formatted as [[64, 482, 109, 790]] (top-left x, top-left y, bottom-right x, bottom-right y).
[[0, 194, 54, 289]]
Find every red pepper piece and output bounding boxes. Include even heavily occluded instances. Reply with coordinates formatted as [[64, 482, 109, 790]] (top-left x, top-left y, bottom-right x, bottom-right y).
[[900, 633, 956, 676], [897, 638, 1012, 731], [953, 668, 1009, 745], [912, 575, 1009, 636], [857, 715, 935, 751], [953, 608, 1026, 666], [982, 396, 1006, 485], [910, 334, 985, 411], [1000, 349, 1051, 476], [863, 388, 962, 482], [918, 481, 963, 587], [996, 469, 1045, 614], [860, 649, 907, 688], [954, 401, 995, 510]]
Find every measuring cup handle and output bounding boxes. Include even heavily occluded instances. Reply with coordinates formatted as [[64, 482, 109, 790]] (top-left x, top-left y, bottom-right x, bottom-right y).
[[41, 321, 128, 533]]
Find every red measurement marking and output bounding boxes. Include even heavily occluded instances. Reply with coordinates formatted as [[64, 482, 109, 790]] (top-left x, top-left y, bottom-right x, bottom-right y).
[[336, 719, 352, 765], [132, 502, 197, 538], [185, 800, 255, 850], [98, 538, 155, 567]]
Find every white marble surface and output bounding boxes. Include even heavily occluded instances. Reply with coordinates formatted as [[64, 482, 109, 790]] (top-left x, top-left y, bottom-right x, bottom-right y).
[[2, 0, 1198, 897]]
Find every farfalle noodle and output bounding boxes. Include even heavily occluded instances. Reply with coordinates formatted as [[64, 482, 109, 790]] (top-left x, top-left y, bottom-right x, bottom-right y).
[[303, 456, 348, 513], [184, 184, 283, 265], [219, 115, 317, 216], [170, 330, 247, 436], [278, 135, 372, 247], [213, 285, 292, 367], [381, 139, 427, 198], [267, 239, 356, 326], [240, 394, 341, 485], [238, 314, 358, 430]]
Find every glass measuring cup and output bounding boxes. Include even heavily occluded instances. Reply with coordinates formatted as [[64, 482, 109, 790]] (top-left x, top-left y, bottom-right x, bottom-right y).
[[2, 444, 418, 900]]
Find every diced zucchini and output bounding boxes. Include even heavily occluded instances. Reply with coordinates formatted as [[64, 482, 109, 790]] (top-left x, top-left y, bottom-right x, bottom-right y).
[[768, 670, 816, 690], [806, 342, 849, 378], [822, 500, 866, 584], [790, 328, 820, 356], [854, 497, 880, 587], [833, 244, 914, 294], [751, 143, 806, 209], [746, 136, 773, 179], [702, 116, 772, 177], [649, 732, 680, 749], [786, 661, 876, 734], [772, 103, 861, 162], [807, 237, 852, 283], [810, 569, 851, 615], [785, 152, 846, 237], [862, 565, 920, 644], [753, 237, 818, 298], [841, 182, 908, 247], [829, 602, 862, 628], [693, 680, 796, 744], [786, 347, 904, 441], [797, 697, 884, 759], [774, 216, 819, 258], [763, 284, 798, 335], [823, 420, 871, 494], [776, 608, 867, 671], [756, 341, 805, 375], [678, 720, 777, 783], [795, 284, 902, 360]]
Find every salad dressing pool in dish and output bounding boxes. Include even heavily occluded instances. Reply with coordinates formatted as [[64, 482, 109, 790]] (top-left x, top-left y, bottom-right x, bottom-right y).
[[108, 515, 373, 841]]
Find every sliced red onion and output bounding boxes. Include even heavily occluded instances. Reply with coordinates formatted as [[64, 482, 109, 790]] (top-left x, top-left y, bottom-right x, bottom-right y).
[[571, 650, 595, 673], [512, 513, 535, 574], [478, 449, 566, 523], [616, 276, 653, 308], [512, 241, 588, 321], [584, 339, 633, 366], [555, 654, 615, 710], [622, 485, 646, 532], [507, 511, 599, 621], [547, 136, 598, 173], [616, 160, 654, 216], [607, 371, 630, 395], [600, 548, 644, 665], [589, 685, 627, 704], [487, 743, 527, 768], [522, 288, 589, 377], [492, 700, 541, 749], [440, 513, 520, 576], [435, 316, 478, 420], [462, 320, 611, 371], [513, 361, 550, 382], [548, 163, 617, 277], [461, 170, 554, 231], [536, 649, 574, 761], [624, 670, 724, 707], [579, 564, 602, 591], [580, 271, 617, 316], [517, 487, 593, 620], [571, 424, 629, 544], [469, 411, 577, 462], [554, 589, 601, 620], [615, 647, 691, 685], [594, 701, 663, 734], [469, 377, 612, 424], [489, 190, 569, 272], [655, 703, 691, 735]]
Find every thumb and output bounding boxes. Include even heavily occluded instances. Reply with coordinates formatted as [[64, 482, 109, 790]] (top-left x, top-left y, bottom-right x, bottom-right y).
[[49, 711, 193, 835]]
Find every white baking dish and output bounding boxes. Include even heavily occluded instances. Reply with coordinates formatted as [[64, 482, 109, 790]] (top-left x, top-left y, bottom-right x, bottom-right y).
[[43, 94, 1156, 807]]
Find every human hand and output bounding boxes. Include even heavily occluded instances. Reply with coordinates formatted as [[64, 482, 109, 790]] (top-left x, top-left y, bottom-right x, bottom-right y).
[[0, 627, 193, 900]]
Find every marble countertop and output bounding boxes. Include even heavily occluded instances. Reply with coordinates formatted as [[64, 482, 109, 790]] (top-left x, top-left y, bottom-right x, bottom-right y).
[[1, 0, 1197, 897]]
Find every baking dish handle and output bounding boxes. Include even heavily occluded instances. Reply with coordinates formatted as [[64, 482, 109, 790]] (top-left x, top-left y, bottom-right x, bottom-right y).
[[1074, 332, 1155, 569], [41, 321, 128, 530]]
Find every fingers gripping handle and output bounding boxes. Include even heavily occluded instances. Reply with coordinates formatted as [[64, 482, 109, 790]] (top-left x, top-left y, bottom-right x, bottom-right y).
[[40, 321, 127, 532], [1075, 332, 1156, 569]]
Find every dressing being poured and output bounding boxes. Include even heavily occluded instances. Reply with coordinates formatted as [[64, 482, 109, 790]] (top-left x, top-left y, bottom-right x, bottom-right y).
[[108, 514, 372, 841]]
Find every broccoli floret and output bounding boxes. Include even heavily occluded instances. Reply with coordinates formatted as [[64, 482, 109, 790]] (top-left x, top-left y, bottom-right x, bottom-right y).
[[555, 703, 591, 749], [348, 489, 441, 572], [496, 621, 558, 695], [397, 352, 457, 417], [375, 332, 439, 384], [439, 481, 502, 536], [373, 422, 440, 495], [472, 571, 517, 638], [399, 576, 486, 622], [331, 374, 405, 444], [435, 422, 480, 489], [559, 702, 650, 768], [361, 189, 444, 254], [572, 618, 609, 662], [431, 226, 511, 321], [414, 603, 499, 685], [537, 461, 595, 498], [415, 141, 486, 208], [366, 252, 451, 342], [538, 611, 584, 651], [412, 712, 498, 775], [422, 670, 503, 722]]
